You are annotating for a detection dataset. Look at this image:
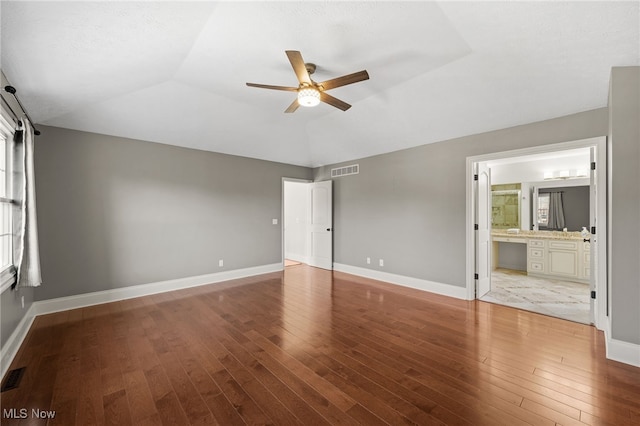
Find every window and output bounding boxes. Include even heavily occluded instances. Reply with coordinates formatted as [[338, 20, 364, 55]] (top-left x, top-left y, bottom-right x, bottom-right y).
[[537, 193, 550, 227], [0, 110, 15, 291]]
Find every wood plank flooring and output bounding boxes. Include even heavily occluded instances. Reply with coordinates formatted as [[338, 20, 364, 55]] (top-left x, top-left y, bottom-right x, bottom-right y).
[[1, 264, 639, 425]]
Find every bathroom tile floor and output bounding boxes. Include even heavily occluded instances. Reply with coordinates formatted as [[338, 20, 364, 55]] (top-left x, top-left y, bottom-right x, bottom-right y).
[[481, 268, 591, 324]]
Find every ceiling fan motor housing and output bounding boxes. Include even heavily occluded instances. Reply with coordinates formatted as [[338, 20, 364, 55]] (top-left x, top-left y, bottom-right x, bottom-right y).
[[305, 63, 316, 75]]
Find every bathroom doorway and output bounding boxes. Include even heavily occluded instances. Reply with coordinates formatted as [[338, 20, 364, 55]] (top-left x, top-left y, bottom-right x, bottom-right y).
[[467, 137, 607, 329]]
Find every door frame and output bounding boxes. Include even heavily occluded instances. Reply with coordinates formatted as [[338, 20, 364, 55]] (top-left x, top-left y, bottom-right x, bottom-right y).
[[282, 177, 312, 268], [465, 136, 607, 330]]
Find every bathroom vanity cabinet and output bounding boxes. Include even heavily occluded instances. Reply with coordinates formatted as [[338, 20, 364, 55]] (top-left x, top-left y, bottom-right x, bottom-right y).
[[492, 231, 590, 283], [527, 238, 590, 283]]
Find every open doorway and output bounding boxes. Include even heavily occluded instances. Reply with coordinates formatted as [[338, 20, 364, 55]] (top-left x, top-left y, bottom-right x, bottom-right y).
[[282, 179, 334, 270], [283, 179, 310, 267], [467, 137, 607, 329], [484, 149, 591, 323]]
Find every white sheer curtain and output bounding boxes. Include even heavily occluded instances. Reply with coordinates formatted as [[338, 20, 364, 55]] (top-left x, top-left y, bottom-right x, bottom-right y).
[[15, 118, 41, 288]]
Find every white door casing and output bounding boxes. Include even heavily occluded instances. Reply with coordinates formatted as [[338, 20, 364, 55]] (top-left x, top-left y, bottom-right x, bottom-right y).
[[466, 136, 606, 330], [308, 180, 333, 270]]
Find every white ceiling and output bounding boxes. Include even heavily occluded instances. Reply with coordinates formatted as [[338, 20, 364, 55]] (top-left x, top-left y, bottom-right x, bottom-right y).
[[2, 1, 638, 168]]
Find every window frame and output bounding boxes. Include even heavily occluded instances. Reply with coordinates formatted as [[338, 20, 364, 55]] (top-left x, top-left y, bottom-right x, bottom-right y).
[[0, 108, 16, 292], [536, 192, 550, 228]]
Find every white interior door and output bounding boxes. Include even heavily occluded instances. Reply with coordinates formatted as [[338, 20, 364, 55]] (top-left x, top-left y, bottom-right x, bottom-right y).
[[476, 163, 492, 298], [308, 181, 333, 270], [589, 147, 597, 324]]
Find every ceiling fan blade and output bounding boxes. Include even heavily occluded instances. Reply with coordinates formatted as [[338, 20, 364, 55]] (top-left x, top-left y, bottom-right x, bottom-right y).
[[319, 92, 351, 111], [284, 99, 300, 113], [246, 83, 298, 92], [285, 50, 312, 85], [318, 70, 369, 91]]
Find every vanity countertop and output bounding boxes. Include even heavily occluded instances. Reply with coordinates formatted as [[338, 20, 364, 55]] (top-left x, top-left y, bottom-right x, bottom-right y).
[[492, 230, 587, 241]]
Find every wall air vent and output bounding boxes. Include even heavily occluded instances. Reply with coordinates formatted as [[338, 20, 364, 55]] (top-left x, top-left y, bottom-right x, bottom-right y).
[[331, 164, 359, 178]]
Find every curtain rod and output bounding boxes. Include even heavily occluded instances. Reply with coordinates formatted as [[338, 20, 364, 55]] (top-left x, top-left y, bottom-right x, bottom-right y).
[[2, 85, 41, 136]]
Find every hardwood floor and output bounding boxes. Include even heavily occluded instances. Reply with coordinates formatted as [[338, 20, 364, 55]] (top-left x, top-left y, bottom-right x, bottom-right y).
[[2, 264, 639, 425]]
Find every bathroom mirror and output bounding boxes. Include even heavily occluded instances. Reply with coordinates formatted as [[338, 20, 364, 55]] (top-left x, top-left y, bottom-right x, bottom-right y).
[[491, 184, 521, 229], [533, 185, 589, 231]]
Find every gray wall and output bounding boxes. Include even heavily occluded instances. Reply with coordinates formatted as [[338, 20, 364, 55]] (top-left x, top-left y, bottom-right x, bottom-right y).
[[608, 67, 640, 345], [315, 108, 608, 288], [33, 126, 312, 301], [496, 242, 527, 271], [1, 287, 33, 348], [539, 185, 590, 231]]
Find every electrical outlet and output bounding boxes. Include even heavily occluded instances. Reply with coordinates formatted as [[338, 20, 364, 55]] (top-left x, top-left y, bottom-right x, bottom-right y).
[[366, 257, 371, 264], [272, 218, 278, 225], [219, 259, 224, 267], [379, 259, 384, 267]]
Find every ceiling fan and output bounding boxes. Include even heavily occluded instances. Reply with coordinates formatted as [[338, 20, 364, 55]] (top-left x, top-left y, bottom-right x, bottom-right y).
[[246, 50, 369, 113]]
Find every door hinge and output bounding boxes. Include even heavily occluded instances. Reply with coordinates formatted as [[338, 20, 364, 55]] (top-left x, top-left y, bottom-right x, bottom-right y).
[[474, 174, 478, 181], [591, 162, 596, 170], [474, 224, 479, 230], [474, 273, 479, 280], [591, 226, 596, 235], [591, 290, 596, 299]]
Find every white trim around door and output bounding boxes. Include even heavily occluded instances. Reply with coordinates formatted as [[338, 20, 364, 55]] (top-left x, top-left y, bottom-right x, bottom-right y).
[[465, 136, 608, 332]]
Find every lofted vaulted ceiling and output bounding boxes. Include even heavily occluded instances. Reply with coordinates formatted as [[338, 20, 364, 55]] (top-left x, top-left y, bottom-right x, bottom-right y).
[[1, 1, 638, 167]]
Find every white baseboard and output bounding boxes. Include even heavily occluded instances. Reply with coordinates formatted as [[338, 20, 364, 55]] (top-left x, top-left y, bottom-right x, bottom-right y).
[[606, 338, 640, 367], [333, 263, 467, 300], [1, 263, 283, 379], [1, 304, 36, 381], [605, 319, 640, 367], [32, 263, 282, 316], [284, 253, 308, 264]]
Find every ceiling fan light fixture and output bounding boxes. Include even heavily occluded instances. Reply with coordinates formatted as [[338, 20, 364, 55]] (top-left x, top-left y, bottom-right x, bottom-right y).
[[297, 87, 320, 107], [246, 50, 369, 113]]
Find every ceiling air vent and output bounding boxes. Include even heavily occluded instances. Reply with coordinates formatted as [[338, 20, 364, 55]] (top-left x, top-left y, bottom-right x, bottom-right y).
[[331, 164, 359, 178]]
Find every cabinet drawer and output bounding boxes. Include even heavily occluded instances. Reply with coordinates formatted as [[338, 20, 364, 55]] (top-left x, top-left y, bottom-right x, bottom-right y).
[[528, 239, 545, 247], [494, 237, 526, 244], [529, 248, 544, 258], [549, 240, 578, 250], [529, 261, 544, 272]]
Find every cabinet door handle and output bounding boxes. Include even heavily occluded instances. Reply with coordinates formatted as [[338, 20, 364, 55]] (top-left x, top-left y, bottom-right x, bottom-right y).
[[583, 238, 590, 242]]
